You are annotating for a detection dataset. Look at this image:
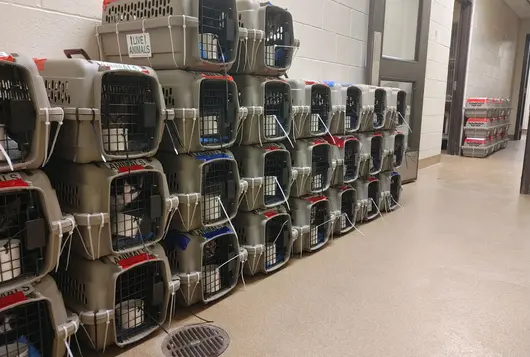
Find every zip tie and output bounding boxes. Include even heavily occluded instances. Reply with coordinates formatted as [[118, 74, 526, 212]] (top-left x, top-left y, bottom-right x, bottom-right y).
[[239, 258, 246, 289], [168, 16, 179, 68], [142, 19, 153, 68], [274, 177, 290, 210], [182, 15, 187, 68], [55, 220, 64, 272], [343, 213, 365, 236], [95, 26, 103, 61], [317, 114, 334, 142], [102, 310, 111, 354], [115, 23, 123, 63]]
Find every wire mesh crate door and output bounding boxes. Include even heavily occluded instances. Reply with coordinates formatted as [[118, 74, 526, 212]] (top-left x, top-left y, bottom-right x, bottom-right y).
[[100, 73, 158, 156], [202, 161, 237, 224], [374, 90, 386, 128], [265, 216, 290, 269], [310, 201, 328, 248], [346, 88, 361, 131], [340, 190, 355, 230], [311, 86, 330, 134], [264, 83, 289, 139], [199, 0, 236, 62], [265, 7, 293, 68], [0, 63, 37, 164], [110, 172, 163, 252], [202, 235, 237, 299], [390, 175, 401, 206], [311, 145, 329, 192], [367, 181, 379, 218], [264, 151, 289, 205], [394, 134, 405, 167], [0, 189, 47, 285], [370, 136, 383, 174], [200, 80, 235, 147], [0, 299, 54, 356], [114, 261, 165, 344], [343, 140, 359, 182]]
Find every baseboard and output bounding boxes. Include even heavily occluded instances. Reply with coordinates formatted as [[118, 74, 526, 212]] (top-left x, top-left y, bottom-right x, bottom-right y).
[[418, 154, 441, 169]]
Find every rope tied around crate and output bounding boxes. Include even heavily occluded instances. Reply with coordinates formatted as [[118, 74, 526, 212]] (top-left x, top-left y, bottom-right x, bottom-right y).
[[141, 19, 153, 69], [341, 212, 365, 236], [369, 198, 385, 223], [56, 216, 75, 272], [273, 114, 294, 148], [179, 272, 200, 306], [62, 325, 75, 357], [273, 176, 290, 210], [175, 194, 199, 232], [102, 309, 111, 353]]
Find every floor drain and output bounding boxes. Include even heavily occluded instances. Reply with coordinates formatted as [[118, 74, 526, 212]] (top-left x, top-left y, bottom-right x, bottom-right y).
[[161, 324, 230, 357]]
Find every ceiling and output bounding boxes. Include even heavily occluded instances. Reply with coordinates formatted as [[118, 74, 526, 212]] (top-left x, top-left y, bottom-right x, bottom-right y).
[[504, 0, 530, 19]]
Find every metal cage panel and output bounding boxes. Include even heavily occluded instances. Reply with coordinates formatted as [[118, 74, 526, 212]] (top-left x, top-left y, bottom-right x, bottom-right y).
[[98, 0, 239, 72], [37, 59, 171, 163], [327, 185, 357, 235], [290, 195, 332, 254]]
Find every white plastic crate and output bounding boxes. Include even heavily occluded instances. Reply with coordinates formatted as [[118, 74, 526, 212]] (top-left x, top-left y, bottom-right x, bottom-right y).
[[327, 185, 357, 235], [355, 177, 382, 222], [356, 132, 384, 178], [290, 194, 333, 254], [464, 97, 496, 118], [324, 135, 361, 185], [379, 171, 402, 212], [358, 87, 393, 132]]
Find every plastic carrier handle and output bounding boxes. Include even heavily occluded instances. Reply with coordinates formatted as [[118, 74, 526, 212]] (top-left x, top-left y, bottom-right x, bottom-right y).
[[63, 49, 91, 60]]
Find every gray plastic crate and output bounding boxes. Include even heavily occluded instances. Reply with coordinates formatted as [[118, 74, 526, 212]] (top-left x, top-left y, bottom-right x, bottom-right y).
[[164, 225, 245, 305], [381, 131, 405, 172], [233, 0, 300, 76], [323, 82, 347, 135], [325, 135, 361, 185], [290, 194, 332, 254], [37, 58, 173, 163], [288, 138, 334, 197], [0, 275, 79, 357], [47, 158, 178, 260], [234, 75, 292, 144], [234, 206, 296, 275], [358, 86, 392, 132], [463, 122, 510, 139], [464, 97, 495, 118], [55, 244, 179, 351], [287, 80, 332, 139], [379, 171, 402, 212], [233, 143, 294, 211], [158, 150, 247, 231], [384, 87, 407, 129], [461, 143, 495, 158], [327, 185, 357, 235], [343, 84, 376, 134], [0, 53, 64, 172], [355, 177, 381, 222], [0, 170, 74, 294], [356, 132, 383, 178], [97, 0, 239, 72]]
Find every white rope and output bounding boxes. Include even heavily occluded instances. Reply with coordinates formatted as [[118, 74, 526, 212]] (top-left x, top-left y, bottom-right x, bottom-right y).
[[115, 23, 123, 63], [273, 114, 294, 148], [217, 197, 237, 238], [45, 116, 63, 166], [102, 310, 111, 354], [274, 177, 290, 210], [391, 195, 404, 211], [250, 250, 263, 275], [370, 198, 385, 223], [42, 108, 50, 165], [398, 112, 412, 133], [317, 114, 334, 143], [79, 322, 96, 349], [97, 213, 104, 258], [168, 290, 176, 328], [168, 16, 179, 68], [341, 212, 365, 236], [187, 115, 196, 153], [95, 26, 103, 61], [142, 19, 153, 68], [63, 326, 74, 357]]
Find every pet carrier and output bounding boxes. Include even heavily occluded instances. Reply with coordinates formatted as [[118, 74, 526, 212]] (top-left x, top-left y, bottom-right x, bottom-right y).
[[290, 195, 332, 254], [232, 0, 299, 75], [289, 138, 334, 197], [0, 53, 64, 172], [233, 143, 294, 211], [325, 135, 361, 185], [384, 87, 406, 129], [159, 150, 246, 232], [356, 132, 383, 178], [287, 80, 332, 139], [36, 57, 172, 163], [158, 70, 243, 153], [366, 87, 393, 132], [46, 158, 178, 260], [234, 75, 292, 145], [379, 171, 402, 212], [55, 244, 179, 351], [97, 0, 239, 72], [321, 81, 346, 135], [327, 185, 357, 235], [464, 97, 496, 119], [0, 170, 74, 294], [381, 131, 395, 172], [0, 275, 79, 357], [234, 206, 296, 275], [164, 225, 245, 305], [461, 137, 495, 158], [342, 84, 376, 134], [355, 177, 381, 222]]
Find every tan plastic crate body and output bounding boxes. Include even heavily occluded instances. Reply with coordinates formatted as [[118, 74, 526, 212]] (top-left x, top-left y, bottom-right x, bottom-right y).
[[356, 132, 384, 179], [324, 135, 361, 185], [379, 171, 402, 212], [326, 185, 357, 235], [37, 59, 173, 163], [354, 177, 381, 222]]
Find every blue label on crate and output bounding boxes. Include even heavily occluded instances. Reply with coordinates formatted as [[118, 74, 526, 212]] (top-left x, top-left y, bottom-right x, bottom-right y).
[[322, 80, 335, 87], [166, 230, 191, 251], [197, 226, 233, 240], [192, 151, 230, 162], [391, 171, 399, 177]]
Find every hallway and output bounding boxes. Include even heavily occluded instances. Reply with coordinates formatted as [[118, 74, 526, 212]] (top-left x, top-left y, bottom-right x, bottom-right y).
[[96, 140, 530, 357]]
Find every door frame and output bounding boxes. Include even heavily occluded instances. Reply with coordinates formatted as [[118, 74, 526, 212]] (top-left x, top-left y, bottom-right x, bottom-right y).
[[514, 34, 530, 141]]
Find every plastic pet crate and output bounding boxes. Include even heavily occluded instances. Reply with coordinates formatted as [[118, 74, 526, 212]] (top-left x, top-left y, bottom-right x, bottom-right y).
[[325, 135, 360, 185], [323, 82, 346, 135], [357, 87, 391, 132], [381, 131, 396, 172], [355, 177, 381, 222], [159, 71, 243, 153], [0, 53, 64, 172], [0, 170, 74, 294], [463, 121, 510, 139], [327, 185, 357, 235], [233, 0, 299, 76], [0, 275, 79, 357], [234, 206, 296, 275], [234, 75, 292, 145], [97, 0, 239, 72], [159, 150, 246, 232], [47, 158, 177, 260], [290, 194, 332, 254], [343, 84, 376, 134], [461, 139, 496, 158], [37, 58, 172, 163], [288, 138, 333, 197], [55, 244, 178, 351], [464, 97, 496, 118], [164, 225, 245, 305], [356, 132, 383, 178], [233, 143, 293, 211], [287, 80, 332, 139], [379, 171, 402, 212]]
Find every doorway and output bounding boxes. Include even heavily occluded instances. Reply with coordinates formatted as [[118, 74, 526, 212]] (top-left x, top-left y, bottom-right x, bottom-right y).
[[514, 34, 530, 141]]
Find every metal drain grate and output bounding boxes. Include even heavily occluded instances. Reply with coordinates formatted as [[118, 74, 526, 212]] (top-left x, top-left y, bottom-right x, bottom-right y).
[[161, 324, 230, 357]]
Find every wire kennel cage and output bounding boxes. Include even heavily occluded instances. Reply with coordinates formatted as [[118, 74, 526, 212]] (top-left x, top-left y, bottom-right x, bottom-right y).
[[46, 158, 177, 260], [98, 0, 239, 72], [159, 150, 246, 232], [0, 275, 79, 357], [0, 170, 74, 294], [287, 80, 332, 139], [356, 132, 383, 179], [233, 143, 294, 211], [288, 138, 333, 197], [325, 135, 361, 186], [158, 70, 243, 153], [355, 177, 381, 222], [55, 244, 178, 351], [234, 75, 292, 145], [233, 0, 299, 75], [290, 195, 332, 255], [379, 171, 402, 213], [327, 185, 357, 236], [0, 53, 64, 172], [164, 225, 244, 305], [234, 206, 295, 275], [37, 57, 172, 163]]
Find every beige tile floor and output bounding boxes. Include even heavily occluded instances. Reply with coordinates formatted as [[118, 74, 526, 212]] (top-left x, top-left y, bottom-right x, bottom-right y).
[[84, 139, 530, 357]]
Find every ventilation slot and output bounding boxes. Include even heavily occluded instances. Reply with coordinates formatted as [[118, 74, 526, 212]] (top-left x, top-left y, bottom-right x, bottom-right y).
[[104, 0, 173, 23]]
